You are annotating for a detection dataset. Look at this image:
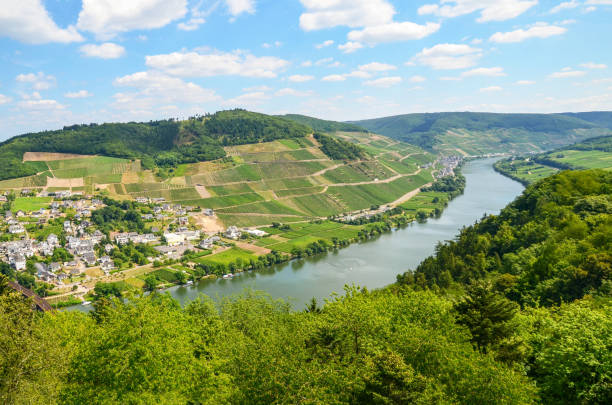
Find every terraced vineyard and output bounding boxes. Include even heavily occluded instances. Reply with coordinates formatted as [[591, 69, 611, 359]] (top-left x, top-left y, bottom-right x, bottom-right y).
[[1, 132, 438, 227]]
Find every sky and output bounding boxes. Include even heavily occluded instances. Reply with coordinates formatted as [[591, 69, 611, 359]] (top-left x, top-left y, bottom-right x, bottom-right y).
[[0, 0, 611, 139]]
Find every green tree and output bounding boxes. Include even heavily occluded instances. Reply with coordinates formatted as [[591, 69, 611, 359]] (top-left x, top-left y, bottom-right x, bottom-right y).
[[454, 281, 519, 353]]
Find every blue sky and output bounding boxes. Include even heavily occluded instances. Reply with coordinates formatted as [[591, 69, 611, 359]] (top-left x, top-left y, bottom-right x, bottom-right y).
[[0, 0, 611, 139]]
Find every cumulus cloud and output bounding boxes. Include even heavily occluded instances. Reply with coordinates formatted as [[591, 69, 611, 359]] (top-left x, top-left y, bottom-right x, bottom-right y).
[[549, 68, 586, 78], [490, 23, 567, 43], [17, 99, 65, 110], [550, 1, 580, 13], [77, 0, 188, 39], [348, 21, 440, 45], [145, 50, 289, 78], [224, 91, 269, 108], [321, 75, 346, 82], [226, 0, 256, 17], [418, 0, 537, 22], [409, 75, 427, 83], [0, 0, 83, 44], [338, 42, 364, 54], [345, 70, 372, 79], [299, 0, 395, 31], [413, 44, 482, 70], [65, 90, 93, 99], [288, 75, 314, 82], [113, 71, 219, 114], [516, 80, 535, 85], [316, 40, 334, 49], [0, 94, 12, 105], [16, 72, 56, 90], [80, 43, 126, 59], [275, 88, 313, 97], [480, 86, 503, 92], [461, 67, 506, 77], [581, 62, 607, 69], [358, 62, 397, 72], [364, 77, 402, 88]]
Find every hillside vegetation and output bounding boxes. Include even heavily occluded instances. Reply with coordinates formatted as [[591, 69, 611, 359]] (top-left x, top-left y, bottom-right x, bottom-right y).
[[2, 169, 610, 404], [495, 135, 612, 184], [353, 112, 612, 155], [280, 114, 366, 133], [0, 110, 310, 181]]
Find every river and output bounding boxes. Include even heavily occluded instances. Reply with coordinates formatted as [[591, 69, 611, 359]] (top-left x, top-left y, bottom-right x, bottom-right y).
[[162, 157, 524, 310]]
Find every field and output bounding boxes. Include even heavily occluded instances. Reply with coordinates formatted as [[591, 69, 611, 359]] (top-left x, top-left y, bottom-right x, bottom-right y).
[[12, 197, 53, 212], [495, 148, 612, 184], [5, 130, 441, 228], [196, 247, 257, 266]]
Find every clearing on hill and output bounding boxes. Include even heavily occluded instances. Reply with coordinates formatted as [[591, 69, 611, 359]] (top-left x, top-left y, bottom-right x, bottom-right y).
[[23, 152, 97, 162]]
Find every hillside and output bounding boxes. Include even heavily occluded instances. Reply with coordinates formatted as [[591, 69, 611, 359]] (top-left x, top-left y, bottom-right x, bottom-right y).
[[495, 135, 612, 184], [0, 130, 436, 228], [397, 169, 611, 403], [0, 110, 311, 182], [560, 111, 612, 129], [279, 114, 366, 133], [352, 112, 612, 155], [2, 169, 609, 404]]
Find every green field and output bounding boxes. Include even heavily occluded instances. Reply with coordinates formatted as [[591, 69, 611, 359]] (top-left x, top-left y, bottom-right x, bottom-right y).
[[12, 197, 53, 212], [196, 247, 257, 266]]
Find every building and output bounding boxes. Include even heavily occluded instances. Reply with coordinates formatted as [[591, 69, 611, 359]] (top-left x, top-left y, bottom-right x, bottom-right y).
[[164, 233, 185, 246], [8, 224, 25, 234], [224, 226, 241, 240]]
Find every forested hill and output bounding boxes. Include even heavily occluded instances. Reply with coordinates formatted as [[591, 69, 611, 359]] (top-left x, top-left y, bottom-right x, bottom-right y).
[[279, 114, 367, 133], [0, 110, 310, 181], [399, 169, 611, 306], [352, 112, 612, 155], [559, 111, 612, 129]]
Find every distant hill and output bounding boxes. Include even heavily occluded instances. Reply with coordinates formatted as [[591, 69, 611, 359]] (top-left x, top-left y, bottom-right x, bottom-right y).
[[279, 114, 366, 133], [494, 134, 612, 184], [0, 110, 310, 181], [559, 111, 612, 130], [352, 112, 612, 155]]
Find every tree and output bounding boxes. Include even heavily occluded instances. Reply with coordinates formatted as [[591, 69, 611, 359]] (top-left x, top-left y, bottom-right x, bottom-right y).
[[454, 280, 518, 353], [144, 275, 159, 292]]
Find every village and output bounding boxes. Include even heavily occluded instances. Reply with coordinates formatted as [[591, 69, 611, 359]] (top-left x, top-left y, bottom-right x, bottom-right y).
[[0, 189, 271, 304]]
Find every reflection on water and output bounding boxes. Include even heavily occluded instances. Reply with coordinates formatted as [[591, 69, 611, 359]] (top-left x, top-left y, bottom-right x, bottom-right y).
[[164, 158, 524, 310]]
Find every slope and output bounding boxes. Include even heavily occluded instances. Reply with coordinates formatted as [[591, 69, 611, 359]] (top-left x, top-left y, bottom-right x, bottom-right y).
[[352, 112, 612, 155]]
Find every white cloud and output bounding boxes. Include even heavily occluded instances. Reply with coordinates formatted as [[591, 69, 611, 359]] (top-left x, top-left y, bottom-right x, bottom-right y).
[[299, 0, 395, 31], [242, 85, 272, 92], [322, 75, 346, 82], [0, 0, 83, 44], [145, 50, 289, 78], [418, 0, 538, 22], [314, 57, 341, 67], [275, 88, 313, 97], [288, 74, 314, 82], [80, 43, 126, 59], [358, 62, 397, 72], [348, 21, 440, 45], [581, 62, 607, 69], [490, 23, 566, 43], [549, 69, 586, 78], [364, 76, 402, 88], [17, 99, 65, 110], [409, 75, 427, 83], [77, 0, 188, 39], [550, 1, 580, 13], [413, 44, 482, 70], [516, 80, 535, 85], [16, 72, 56, 90], [345, 70, 372, 79], [461, 67, 506, 77], [301, 60, 313, 67], [480, 86, 503, 92], [585, 0, 612, 4], [225, 0, 256, 17], [262, 41, 282, 49], [178, 18, 205, 31], [338, 42, 364, 54], [316, 40, 334, 49], [65, 90, 93, 99], [224, 91, 269, 108], [113, 71, 219, 113], [0, 94, 12, 105]]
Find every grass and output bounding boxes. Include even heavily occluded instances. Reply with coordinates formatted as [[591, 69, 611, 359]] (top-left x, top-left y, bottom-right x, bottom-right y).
[[208, 183, 254, 196], [218, 200, 304, 216], [544, 150, 612, 170], [196, 247, 257, 266], [177, 192, 264, 209], [13, 197, 53, 212], [217, 214, 307, 227]]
